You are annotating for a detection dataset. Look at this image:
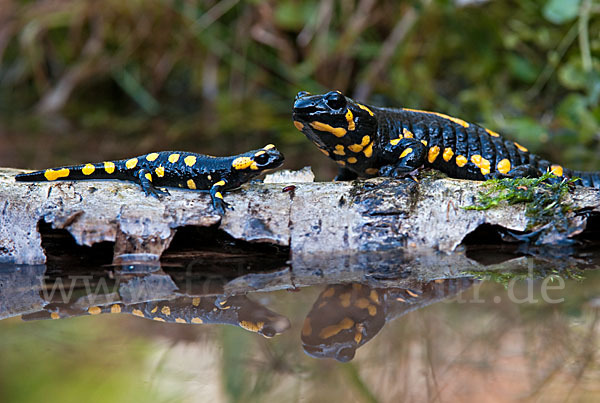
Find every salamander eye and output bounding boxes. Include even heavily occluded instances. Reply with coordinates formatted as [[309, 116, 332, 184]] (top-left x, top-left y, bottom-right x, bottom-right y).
[[254, 153, 269, 165], [325, 91, 346, 110]]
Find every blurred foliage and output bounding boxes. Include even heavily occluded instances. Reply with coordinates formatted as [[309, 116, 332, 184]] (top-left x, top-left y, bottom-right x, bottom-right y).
[[0, 0, 598, 177]]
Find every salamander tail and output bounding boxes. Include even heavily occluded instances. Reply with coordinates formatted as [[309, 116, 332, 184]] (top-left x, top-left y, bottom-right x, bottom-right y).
[[15, 161, 119, 182]]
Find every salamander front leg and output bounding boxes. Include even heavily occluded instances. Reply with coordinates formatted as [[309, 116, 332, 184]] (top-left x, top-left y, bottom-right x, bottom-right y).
[[209, 180, 232, 215], [334, 167, 359, 181], [380, 138, 427, 178], [136, 169, 170, 198]]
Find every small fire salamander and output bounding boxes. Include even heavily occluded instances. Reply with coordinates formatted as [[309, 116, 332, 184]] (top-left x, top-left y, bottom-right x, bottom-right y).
[[293, 91, 600, 186], [15, 145, 284, 214]]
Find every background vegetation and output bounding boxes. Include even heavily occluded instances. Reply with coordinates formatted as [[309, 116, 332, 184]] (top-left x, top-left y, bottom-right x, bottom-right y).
[[0, 0, 598, 179]]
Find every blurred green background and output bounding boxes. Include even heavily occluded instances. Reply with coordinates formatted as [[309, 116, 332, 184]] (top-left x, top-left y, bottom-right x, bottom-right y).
[[0, 0, 598, 179]]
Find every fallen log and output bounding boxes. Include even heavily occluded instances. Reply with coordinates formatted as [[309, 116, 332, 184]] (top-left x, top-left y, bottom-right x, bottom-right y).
[[1, 167, 599, 265]]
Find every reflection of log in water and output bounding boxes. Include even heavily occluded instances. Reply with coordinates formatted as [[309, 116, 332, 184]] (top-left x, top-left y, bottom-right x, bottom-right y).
[[301, 279, 475, 362]]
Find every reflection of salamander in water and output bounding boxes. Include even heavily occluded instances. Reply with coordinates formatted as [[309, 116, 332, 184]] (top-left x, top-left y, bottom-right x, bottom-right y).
[[23, 295, 291, 338], [293, 91, 600, 186], [15, 145, 284, 214], [301, 279, 474, 362]]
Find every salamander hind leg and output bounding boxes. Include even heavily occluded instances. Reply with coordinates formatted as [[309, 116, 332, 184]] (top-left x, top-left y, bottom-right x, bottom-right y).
[[484, 164, 543, 181], [380, 138, 427, 179], [136, 169, 170, 198]]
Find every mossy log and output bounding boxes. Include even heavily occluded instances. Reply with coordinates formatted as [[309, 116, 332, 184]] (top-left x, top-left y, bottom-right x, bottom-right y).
[[1, 167, 600, 265]]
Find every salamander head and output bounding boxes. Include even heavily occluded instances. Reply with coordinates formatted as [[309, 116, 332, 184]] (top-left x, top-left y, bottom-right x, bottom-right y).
[[230, 144, 284, 176], [292, 91, 378, 171]]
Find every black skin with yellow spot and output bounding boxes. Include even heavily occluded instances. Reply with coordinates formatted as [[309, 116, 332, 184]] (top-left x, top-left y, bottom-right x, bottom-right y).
[[293, 91, 600, 187], [24, 295, 291, 338], [15, 145, 284, 214]]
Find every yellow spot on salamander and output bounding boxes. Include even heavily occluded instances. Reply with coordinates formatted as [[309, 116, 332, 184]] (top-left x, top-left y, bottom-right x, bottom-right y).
[[111, 304, 121, 314], [187, 179, 196, 190], [192, 297, 201, 306], [322, 287, 335, 298], [88, 306, 101, 315], [294, 121, 304, 130], [486, 128, 500, 137], [319, 148, 330, 157], [175, 318, 187, 323], [155, 166, 165, 177], [403, 108, 470, 128], [132, 309, 144, 317], [428, 146, 440, 163], [497, 159, 511, 174], [406, 289, 419, 297], [232, 156, 256, 170], [146, 153, 159, 162], [514, 142, 528, 152], [347, 157, 358, 164], [215, 192, 223, 199], [339, 292, 351, 307], [161, 306, 171, 316], [310, 121, 347, 138], [365, 168, 379, 175], [302, 318, 312, 336], [355, 298, 370, 309], [402, 128, 414, 138], [354, 330, 363, 344], [254, 150, 266, 157], [239, 320, 264, 333], [319, 317, 354, 339], [390, 138, 401, 146], [480, 158, 491, 175], [348, 144, 363, 152], [50, 312, 60, 320], [104, 161, 115, 174], [44, 168, 70, 181], [184, 155, 197, 167], [145, 173, 152, 182], [456, 155, 468, 167], [345, 109, 355, 131], [151, 306, 158, 314], [82, 163, 95, 176], [369, 290, 379, 303], [153, 317, 165, 322], [421, 140, 428, 146], [191, 317, 203, 324], [368, 305, 377, 316], [471, 154, 482, 166], [363, 142, 373, 158], [357, 103, 374, 116], [361, 135, 371, 146], [551, 165, 563, 177], [333, 145, 345, 156], [399, 148, 413, 159], [443, 148, 454, 162], [263, 144, 275, 150], [168, 153, 180, 163], [125, 158, 138, 169], [214, 180, 226, 187], [337, 160, 346, 166]]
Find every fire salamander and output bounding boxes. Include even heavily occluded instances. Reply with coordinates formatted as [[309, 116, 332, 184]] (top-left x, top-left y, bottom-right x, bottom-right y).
[[293, 91, 600, 186], [15, 145, 284, 214]]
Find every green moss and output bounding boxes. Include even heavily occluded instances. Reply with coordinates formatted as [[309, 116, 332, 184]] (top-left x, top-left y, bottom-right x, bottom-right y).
[[463, 172, 578, 232]]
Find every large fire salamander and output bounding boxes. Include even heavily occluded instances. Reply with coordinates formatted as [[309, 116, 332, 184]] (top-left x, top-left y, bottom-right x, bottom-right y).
[[15, 145, 284, 214], [23, 295, 291, 338], [293, 91, 600, 186]]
